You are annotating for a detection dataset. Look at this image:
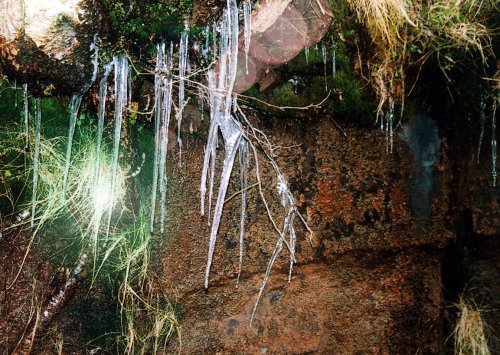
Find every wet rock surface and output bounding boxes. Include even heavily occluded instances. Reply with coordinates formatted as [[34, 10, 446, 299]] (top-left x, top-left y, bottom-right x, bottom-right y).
[[158, 116, 452, 352]]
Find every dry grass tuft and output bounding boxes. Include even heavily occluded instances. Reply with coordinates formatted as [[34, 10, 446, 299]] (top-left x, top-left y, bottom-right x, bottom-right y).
[[347, 0, 417, 45], [453, 296, 491, 355]]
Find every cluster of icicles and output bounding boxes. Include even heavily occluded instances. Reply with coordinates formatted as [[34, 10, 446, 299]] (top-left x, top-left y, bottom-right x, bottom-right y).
[[21, 0, 324, 323]]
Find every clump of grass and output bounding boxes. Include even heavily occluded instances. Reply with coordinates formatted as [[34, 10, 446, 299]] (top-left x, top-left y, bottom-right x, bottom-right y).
[[347, 0, 417, 46], [2, 121, 180, 351], [0, 122, 128, 249], [453, 296, 491, 355], [112, 208, 181, 354], [346, 0, 496, 114]]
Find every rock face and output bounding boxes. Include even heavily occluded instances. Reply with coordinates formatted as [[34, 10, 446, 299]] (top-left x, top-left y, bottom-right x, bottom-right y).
[[0, 0, 96, 94], [158, 115, 452, 353]]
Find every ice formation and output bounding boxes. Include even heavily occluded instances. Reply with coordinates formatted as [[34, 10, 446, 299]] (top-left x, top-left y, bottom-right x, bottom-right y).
[[243, 0, 252, 74], [177, 21, 189, 161], [23, 83, 29, 148], [61, 35, 99, 203], [31, 98, 41, 227], [477, 96, 486, 163], [104, 55, 129, 240], [150, 42, 174, 235], [200, 0, 244, 289], [492, 101, 497, 187]]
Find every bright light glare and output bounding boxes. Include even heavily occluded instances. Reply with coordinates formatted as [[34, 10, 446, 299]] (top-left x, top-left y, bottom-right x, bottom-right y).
[[93, 180, 114, 211]]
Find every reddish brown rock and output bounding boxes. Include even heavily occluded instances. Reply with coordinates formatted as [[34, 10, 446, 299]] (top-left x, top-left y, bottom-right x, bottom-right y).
[[158, 116, 452, 353]]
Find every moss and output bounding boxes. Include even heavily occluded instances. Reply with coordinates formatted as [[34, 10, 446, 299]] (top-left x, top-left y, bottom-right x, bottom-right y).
[[243, 41, 377, 126], [101, 0, 194, 56]]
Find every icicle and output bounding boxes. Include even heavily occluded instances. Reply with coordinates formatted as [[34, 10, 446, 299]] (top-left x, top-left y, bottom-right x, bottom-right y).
[[14, 80, 17, 108], [250, 173, 298, 325], [61, 93, 84, 203], [178, 20, 189, 162], [150, 42, 165, 233], [243, 0, 252, 75], [23, 83, 29, 148], [159, 44, 174, 235], [477, 96, 486, 163], [383, 98, 394, 153], [203, 25, 209, 60], [199, 88, 205, 121], [388, 97, 394, 154], [321, 43, 327, 91], [94, 62, 114, 201], [492, 99, 497, 187], [91, 61, 113, 238], [89, 34, 99, 83], [237, 140, 248, 281], [150, 42, 175, 235], [61, 36, 99, 203], [332, 46, 336, 78], [304, 47, 309, 64], [105, 55, 129, 240], [201, 0, 243, 289], [212, 22, 218, 62], [31, 98, 41, 228], [127, 67, 132, 106]]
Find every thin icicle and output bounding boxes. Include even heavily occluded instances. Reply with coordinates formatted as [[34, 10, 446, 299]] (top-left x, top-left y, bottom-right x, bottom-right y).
[[61, 36, 99, 203], [388, 97, 394, 153], [150, 42, 174, 235], [93, 62, 114, 202], [105, 55, 128, 240], [332, 46, 336, 78], [321, 43, 327, 91], [150, 42, 165, 233], [203, 25, 209, 60], [250, 174, 298, 325], [178, 20, 189, 162], [89, 34, 99, 83], [31, 98, 41, 228], [159, 44, 174, 235], [14, 80, 17, 108], [61, 93, 84, 203], [237, 140, 248, 281], [23, 83, 29, 148], [127, 66, 132, 106], [492, 99, 497, 187], [379, 109, 385, 131], [212, 22, 218, 62], [243, 0, 252, 74], [91, 61, 113, 238], [477, 96, 486, 163], [250, 232, 284, 325]]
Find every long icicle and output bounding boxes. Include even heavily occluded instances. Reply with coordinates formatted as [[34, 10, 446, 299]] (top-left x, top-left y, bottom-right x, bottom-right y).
[[31, 98, 41, 227], [23, 83, 29, 148], [322, 43, 327, 91], [150, 42, 165, 233], [94, 62, 114, 191], [237, 140, 248, 281], [492, 97, 497, 187], [243, 0, 252, 74], [477, 95, 486, 163], [178, 21, 189, 162], [61, 35, 99, 203], [159, 44, 174, 235], [203, 0, 242, 289], [92, 61, 114, 238], [61, 93, 84, 203], [105, 55, 128, 240]]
